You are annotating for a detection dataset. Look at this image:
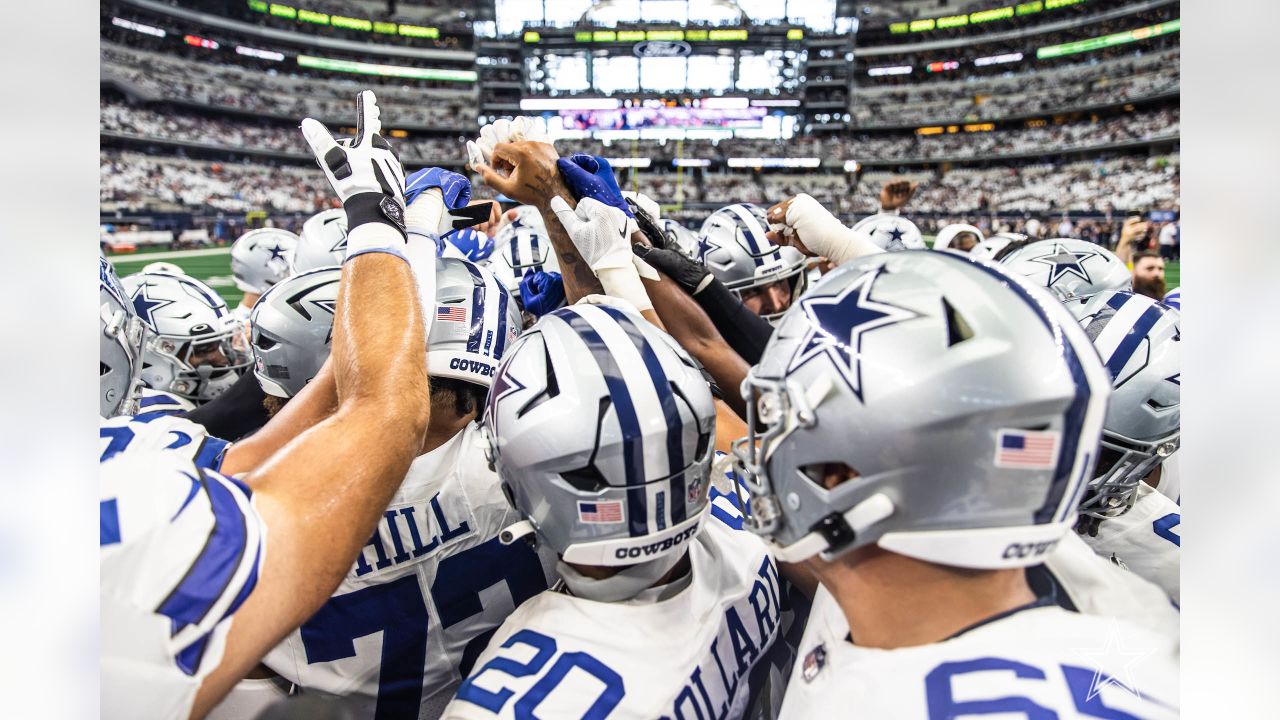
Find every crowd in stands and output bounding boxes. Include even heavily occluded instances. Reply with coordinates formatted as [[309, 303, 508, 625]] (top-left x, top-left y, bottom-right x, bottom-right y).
[[103, 44, 475, 129], [101, 147, 1178, 223], [852, 51, 1179, 126]]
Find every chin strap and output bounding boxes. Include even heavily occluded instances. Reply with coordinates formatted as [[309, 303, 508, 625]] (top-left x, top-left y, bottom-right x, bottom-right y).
[[556, 550, 687, 603]]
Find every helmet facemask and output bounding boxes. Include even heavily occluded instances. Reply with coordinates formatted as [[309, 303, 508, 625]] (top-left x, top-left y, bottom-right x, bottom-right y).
[[145, 319, 250, 402]]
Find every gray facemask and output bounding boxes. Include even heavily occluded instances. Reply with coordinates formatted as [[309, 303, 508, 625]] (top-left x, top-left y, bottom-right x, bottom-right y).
[[556, 550, 687, 603]]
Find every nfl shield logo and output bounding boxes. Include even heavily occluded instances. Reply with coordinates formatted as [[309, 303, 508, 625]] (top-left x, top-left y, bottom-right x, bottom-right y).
[[802, 643, 827, 683]]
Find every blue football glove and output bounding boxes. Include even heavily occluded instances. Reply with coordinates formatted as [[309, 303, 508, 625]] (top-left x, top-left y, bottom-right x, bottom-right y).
[[519, 270, 566, 317], [404, 167, 471, 210], [555, 154, 633, 218]]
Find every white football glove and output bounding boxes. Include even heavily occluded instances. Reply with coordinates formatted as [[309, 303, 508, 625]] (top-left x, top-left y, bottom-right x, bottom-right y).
[[465, 116, 552, 170], [300, 91, 408, 260], [769, 193, 882, 266], [550, 196, 656, 311]]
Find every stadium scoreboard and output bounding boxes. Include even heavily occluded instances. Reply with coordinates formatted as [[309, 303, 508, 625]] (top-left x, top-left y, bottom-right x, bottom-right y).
[[517, 25, 807, 138]]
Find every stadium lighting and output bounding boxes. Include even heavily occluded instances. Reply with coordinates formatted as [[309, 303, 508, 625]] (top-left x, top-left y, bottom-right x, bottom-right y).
[[236, 45, 285, 61], [520, 98, 621, 111], [112, 17, 166, 37], [296, 55, 477, 82], [727, 158, 821, 168], [868, 65, 912, 77], [974, 52, 1024, 66], [1037, 19, 1180, 59]]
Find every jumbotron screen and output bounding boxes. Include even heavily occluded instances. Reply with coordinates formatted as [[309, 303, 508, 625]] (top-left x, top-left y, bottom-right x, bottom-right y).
[[560, 104, 767, 131]]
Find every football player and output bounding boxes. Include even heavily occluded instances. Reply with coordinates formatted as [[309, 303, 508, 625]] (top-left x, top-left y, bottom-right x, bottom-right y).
[[699, 203, 809, 323], [120, 271, 251, 404], [851, 212, 926, 252], [444, 303, 793, 720], [1071, 289, 1181, 602], [248, 258, 550, 720], [732, 251, 1178, 717], [1000, 237, 1132, 302], [228, 227, 299, 319], [103, 91, 436, 719], [933, 223, 984, 252]]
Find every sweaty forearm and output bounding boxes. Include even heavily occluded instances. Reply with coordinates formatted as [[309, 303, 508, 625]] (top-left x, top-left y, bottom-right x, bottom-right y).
[[219, 362, 338, 478], [644, 275, 751, 416]]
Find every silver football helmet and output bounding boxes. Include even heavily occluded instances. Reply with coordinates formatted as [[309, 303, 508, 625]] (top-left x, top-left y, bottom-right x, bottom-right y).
[[698, 203, 809, 323], [660, 219, 702, 259], [483, 304, 716, 568], [250, 268, 341, 398], [1070, 290, 1180, 523], [733, 250, 1112, 568], [999, 238, 1131, 302], [852, 213, 926, 252], [100, 257, 146, 417], [120, 272, 250, 404], [231, 228, 299, 295], [292, 209, 348, 273], [490, 214, 561, 301], [430, 258, 522, 388]]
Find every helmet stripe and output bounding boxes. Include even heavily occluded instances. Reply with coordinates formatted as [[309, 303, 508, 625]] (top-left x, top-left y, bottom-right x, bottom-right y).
[[462, 262, 487, 355], [1099, 296, 1165, 382], [724, 204, 770, 266], [492, 278, 511, 360], [557, 310, 650, 537], [598, 306, 688, 525]]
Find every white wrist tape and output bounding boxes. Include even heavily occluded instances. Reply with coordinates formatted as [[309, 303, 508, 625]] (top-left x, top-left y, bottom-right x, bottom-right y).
[[785, 193, 883, 266], [597, 266, 654, 313], [404, 189, 445, 234]]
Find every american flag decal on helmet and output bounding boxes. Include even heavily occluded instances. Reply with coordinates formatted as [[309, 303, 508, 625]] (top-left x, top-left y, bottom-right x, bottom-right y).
[[994, 429, 1059, 469], [437, 306, 467, 323], [577, 501, 624, 524]]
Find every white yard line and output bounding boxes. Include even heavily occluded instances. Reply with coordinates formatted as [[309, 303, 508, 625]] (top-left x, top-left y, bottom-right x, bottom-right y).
[[106, 247, 231, 263]]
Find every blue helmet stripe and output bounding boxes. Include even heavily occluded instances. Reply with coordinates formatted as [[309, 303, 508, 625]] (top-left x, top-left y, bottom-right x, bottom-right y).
[[492, 280, 511, 360], [1103, 303, 1164, 382], [948, 253, 1094, 524], [725, 205, 767, 267], [559, 311, 649, 537], [599, 306, 688, 524], [529, 231, 541, 266], [179, 278, 226, 318], [462, 262, 487, 355], [155, 472, 250, 626]]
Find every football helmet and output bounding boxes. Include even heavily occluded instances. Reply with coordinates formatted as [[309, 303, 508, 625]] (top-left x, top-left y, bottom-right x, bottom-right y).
[[444, 227, 496, 264], [230, 228, 299, 295], [490, 214, 561, 301], [1162, 287, 1180, 313], [249, 268, 341, 398], [933, 223, 984, 252], [852, 213, 926, 252], [430, 258, 522, 388], [968, 232, 1026, 261], [999, 238, 1131, 302], [660, 219, 702, 259], [733, 250, 1111, 568], [483, 304, 716, 567], [141, 261, 184, 275], [292, 209, 348, 273], [100, 257, 145, 417], [698, 203, 809, 322], [1070, 290, 1180, 523], [120, 272, 250, 403]]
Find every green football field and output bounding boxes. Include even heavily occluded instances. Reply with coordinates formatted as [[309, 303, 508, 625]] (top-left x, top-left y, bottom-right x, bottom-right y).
[[107, 246, 1180, 311]]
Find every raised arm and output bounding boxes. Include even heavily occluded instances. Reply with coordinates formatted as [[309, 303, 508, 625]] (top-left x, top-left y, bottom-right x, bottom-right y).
[[190, 92, 432, 718]]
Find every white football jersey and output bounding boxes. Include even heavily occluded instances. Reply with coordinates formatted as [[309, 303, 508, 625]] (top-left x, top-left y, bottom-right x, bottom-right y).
[[783, 588, 1179, 719], [1154, 453, 1181, 503], [101, 450, 266, 720], [1040, 531, 1179, 637], [442, 517, 789, 720], [100, 411, 230, 471], [137, 387, 197, 417], [264, 422, 552, 719], [1082, 483, 1181, 604]]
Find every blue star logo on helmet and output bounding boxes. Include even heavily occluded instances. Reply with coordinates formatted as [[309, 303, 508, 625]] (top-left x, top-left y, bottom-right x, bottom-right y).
[[1028, 242, 1100, 286], [129, 281, 175, 331], [786, 267, 918, 402], [266, 243, 288, 261], [322, 214, 349, 253]]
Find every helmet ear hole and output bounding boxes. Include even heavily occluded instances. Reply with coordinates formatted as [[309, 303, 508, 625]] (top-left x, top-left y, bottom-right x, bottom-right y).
[[801, 462, 861, 491], [942, 298, 974, 347], [561, 465, 610, 493]]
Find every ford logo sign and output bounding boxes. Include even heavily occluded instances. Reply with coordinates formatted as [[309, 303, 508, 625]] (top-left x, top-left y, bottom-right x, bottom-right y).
[[633, 41, 692, 58]]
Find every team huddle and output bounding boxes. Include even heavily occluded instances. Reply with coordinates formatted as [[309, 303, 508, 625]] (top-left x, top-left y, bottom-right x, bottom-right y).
[[100, 92, 1180, 720]]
